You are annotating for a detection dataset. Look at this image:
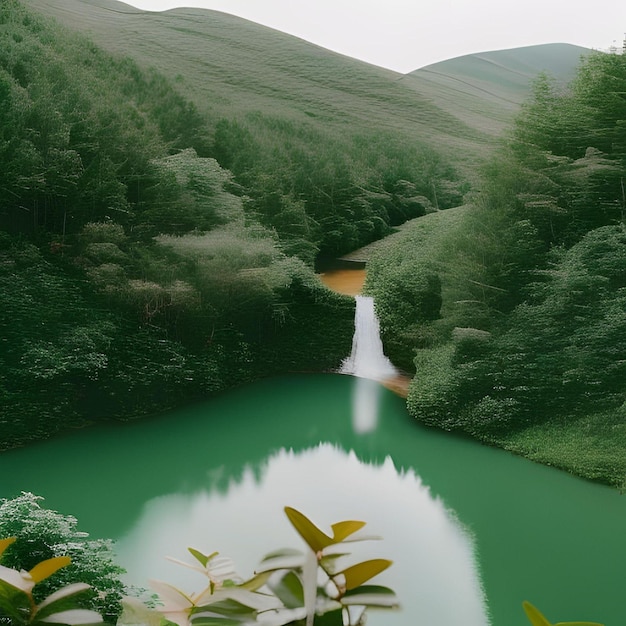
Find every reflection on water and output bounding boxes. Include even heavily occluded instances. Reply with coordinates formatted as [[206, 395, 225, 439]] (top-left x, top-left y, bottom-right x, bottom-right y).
[[116, 445, 489, 626], [351, 377, 382, 433]]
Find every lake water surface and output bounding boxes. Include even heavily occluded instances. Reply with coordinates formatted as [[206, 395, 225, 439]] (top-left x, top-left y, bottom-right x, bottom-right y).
[[1, 373, 625, 626]]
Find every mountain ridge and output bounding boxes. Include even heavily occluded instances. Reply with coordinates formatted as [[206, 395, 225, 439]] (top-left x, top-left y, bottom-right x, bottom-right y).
[[24, 0, 591, 166], [404, 43, 590, 135]]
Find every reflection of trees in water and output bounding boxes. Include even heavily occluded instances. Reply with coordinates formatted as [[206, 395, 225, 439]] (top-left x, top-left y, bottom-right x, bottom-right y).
[[116, 444, 490, 626]]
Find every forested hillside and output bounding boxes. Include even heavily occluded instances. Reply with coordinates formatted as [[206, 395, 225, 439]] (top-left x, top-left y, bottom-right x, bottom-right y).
[[366, 51, 626, 486], [0, 0, 360, 448], [24, 0, 474, 263]]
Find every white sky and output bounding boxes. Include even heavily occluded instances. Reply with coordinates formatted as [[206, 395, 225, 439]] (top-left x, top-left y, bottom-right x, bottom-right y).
[[123, 0, 626, 73]]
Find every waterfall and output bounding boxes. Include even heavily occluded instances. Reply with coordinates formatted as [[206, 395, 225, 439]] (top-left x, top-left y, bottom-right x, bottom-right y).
[[340, 295, 397, 380]]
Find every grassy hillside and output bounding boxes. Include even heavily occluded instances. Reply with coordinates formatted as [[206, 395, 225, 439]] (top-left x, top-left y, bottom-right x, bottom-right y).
[[24, 0, 489, 164], [402, 43, 589, 136]]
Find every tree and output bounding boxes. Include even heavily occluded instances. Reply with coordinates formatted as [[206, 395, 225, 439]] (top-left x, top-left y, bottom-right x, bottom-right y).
[[0, 494, 128, 623]]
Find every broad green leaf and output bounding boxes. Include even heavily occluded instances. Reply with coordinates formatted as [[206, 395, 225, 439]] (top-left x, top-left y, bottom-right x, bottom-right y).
[[330, 521, 366, 543], [192, 598, 256, 616], [35, 583, 92, 620], [238, 571, 272, 591], [337, 560, 392, 591], [313, 608, 344, 626], [284, 507, 332, 553], [523, 602, 553, 626], [342, 585, 399, 608], [0, 537, 16, 560], [36, 608, 103, 624], [0, 578, 32, 622], [29, 556, 72, 584], [268, 571, 304, 609]]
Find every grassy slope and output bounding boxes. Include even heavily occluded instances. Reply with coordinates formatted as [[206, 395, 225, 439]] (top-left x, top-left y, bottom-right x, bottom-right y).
[[25, 2, 589, 176], [402, 43, 589, 136], [24, 0, 490, 170]]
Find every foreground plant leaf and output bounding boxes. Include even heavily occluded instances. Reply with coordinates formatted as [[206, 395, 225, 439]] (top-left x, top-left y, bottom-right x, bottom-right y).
[[30, 556, 72, 584], [0, 578, 32, 622], [188, 548, 217, 569], [0, 563, 36, 593], [341, 585, 399, 608], [34, 583, 92, 621], [329, 521, 366, 543], [267, 571, 304, 609], [523, 601, 604, 626], [0, 537, 17, 560], [283, 507, 333, 553], [337, 559, 392, 591]]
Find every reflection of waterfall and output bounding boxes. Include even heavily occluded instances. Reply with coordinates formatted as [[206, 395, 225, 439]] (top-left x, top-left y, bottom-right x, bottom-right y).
[[351, 378, 382, 434], [340, 295, 397, 380]]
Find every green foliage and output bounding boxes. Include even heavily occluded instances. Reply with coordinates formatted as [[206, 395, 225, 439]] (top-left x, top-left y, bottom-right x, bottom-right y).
[[213, 113, 463, 260], [367, 51, 626, 485], [0, 494, 128, 623], [117, 507, 398, 626], [0, 536, 103, 625], [138, 149, 245, 236], [0, 0, 208, 236]]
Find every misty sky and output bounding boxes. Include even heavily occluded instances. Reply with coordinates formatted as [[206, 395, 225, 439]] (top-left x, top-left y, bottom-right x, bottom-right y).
[[122, 0, 625, 73]]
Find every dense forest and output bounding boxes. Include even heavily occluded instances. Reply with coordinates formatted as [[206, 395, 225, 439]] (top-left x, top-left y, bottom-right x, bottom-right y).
[[366, 51, 626, 486], [0, 0, 464, 449]]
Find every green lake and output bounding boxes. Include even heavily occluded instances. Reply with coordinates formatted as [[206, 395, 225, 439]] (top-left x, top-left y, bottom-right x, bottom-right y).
[[1, 373, 625, 625]]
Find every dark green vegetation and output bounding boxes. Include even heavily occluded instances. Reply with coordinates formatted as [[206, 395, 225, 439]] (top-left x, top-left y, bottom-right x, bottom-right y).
[[0, 493, 130, 623], [0, 0, 359, 448], [366, 51, 626, 487], [23, 0, 472, 262]]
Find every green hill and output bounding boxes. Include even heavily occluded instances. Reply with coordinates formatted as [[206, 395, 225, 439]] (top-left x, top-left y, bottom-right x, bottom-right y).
[[25, 0, 491, 166], [402, 43, 590, 135], [26, 2, 591, 174]]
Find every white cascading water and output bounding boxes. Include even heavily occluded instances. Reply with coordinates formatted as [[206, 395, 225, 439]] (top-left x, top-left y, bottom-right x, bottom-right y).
[[340, 295, 398, 434], [340, 295, 398, 380]]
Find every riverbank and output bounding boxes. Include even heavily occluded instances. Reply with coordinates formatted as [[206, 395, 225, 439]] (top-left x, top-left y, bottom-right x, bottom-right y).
[[357, 208, 626, 489]]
